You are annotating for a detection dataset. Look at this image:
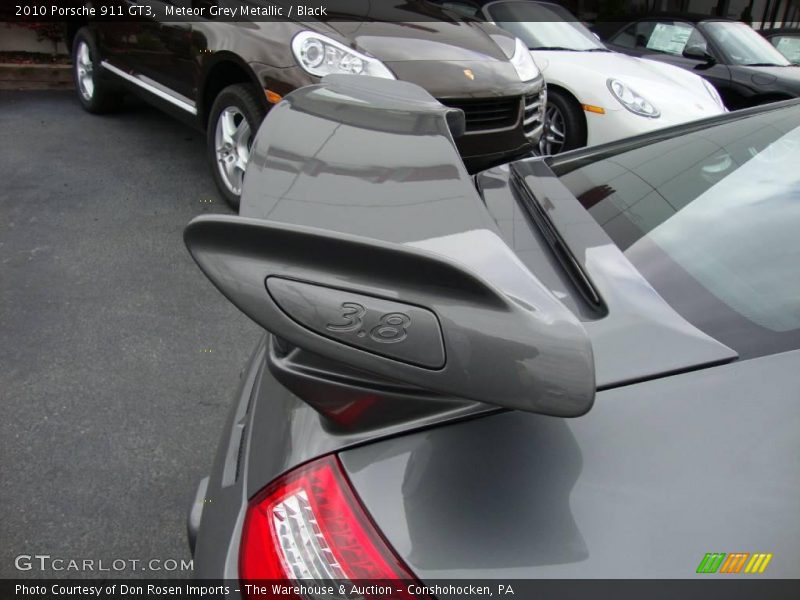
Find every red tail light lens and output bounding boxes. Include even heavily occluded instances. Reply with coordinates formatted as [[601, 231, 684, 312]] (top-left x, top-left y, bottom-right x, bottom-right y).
[[240, 455, 428, 599]]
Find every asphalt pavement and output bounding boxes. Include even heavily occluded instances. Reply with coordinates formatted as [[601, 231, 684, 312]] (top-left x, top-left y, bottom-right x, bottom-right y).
[[0, 91, 261, 577]]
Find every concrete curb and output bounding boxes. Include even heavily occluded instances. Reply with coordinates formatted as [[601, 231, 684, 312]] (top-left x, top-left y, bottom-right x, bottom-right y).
[[0, 63, 73, 90]]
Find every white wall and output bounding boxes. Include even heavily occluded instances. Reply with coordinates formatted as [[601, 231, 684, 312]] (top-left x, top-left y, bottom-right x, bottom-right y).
[[0, 23, 68, 54]]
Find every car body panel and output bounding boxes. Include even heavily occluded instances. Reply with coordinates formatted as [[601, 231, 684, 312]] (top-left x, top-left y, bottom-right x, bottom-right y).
[[238, 75, 499, 243], [478, 160, 736, 387], [194, 336, 800, 580], [333, 20, 510, 62], [191, 333, 498, 579], [341, 348, 800, 578]]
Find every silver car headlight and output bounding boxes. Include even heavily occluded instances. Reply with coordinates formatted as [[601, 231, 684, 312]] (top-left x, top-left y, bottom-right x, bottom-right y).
[[607, 78, 660, 118], [292, 31, 395, 79], [510, 37, 540, 82], [702, 78, 727, 111]]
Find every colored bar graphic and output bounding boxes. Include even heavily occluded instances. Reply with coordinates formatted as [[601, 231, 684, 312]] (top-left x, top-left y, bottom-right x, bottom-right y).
[[697, 553, 726, 573], [719, 553, 749, 573], [698, 552, 773, 575], [745, 553, 774, 574]]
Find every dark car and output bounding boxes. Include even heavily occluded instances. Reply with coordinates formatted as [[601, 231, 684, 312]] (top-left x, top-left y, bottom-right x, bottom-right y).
[[69, 2, 545, 208], [185, 75, 800, 583], [596, 14, 800, 109], [762, 28, 800, 64]]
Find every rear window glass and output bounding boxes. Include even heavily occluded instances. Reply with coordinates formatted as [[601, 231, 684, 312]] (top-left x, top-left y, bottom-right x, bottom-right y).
[[557, 106, 800, 358]]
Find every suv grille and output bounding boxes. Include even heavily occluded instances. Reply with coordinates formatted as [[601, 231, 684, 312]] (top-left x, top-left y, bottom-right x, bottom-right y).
[[441, 97, 521, 132], [523, 91, 544, 139]]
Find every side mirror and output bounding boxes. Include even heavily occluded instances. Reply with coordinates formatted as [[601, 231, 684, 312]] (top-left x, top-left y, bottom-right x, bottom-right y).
[[683, 44, 716, 64], [185, 216, 595, 418]]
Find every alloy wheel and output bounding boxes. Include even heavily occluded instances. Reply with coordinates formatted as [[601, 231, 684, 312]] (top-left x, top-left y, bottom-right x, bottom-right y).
[[76, 41, 95, 102], [539, 104, 566, 156], [214, 107, 252, 196]]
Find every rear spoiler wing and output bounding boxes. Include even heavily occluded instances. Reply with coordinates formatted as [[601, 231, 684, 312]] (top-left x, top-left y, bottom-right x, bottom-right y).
[[186, 75, 595, 429]]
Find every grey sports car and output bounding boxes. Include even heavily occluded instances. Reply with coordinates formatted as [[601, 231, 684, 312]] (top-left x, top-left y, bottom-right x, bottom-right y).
[[185, 75, 800, 588]]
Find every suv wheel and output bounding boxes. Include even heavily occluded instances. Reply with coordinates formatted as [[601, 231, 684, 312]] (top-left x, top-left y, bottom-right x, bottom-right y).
[[72, 28, 123, 113], [539, 89, 586, 156], [207, 84, 267, 210]]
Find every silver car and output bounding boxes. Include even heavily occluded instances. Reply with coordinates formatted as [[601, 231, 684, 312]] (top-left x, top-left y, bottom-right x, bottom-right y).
[[185, 75, 800, 589]]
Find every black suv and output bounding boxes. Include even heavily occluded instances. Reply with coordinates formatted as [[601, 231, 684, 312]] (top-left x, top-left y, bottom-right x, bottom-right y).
[[69, 1, 545, 208]]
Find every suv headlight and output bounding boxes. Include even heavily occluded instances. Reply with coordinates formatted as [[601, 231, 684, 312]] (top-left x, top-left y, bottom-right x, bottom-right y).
[[607, 78, 660, 118], [702, 78, 727, 110], [292, 31, 395, 79], [510, 37, 540, 82]]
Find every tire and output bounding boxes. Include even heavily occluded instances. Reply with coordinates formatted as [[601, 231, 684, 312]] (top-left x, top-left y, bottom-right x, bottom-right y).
[[207, 84, 267, 210], [72, 28, 124, 114], [539, 88, 587, 156]]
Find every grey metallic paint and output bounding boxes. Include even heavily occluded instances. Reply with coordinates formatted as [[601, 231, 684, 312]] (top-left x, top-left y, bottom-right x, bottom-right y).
[[186, 76, 596, 417], [481, 160, 738, 388], [341, 349, 800, 578], [236, 75, 735, 391], [190, 80, 800, 582], [266, 277, 447, 369], [184, 215, 596, 417], [191, 334, 501, 579]]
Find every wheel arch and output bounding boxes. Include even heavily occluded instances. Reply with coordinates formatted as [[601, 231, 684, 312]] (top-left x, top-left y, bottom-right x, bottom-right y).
[[199, 54, 265, 128], [545, 83, 589, 149], [546, 83, 587, 118], [66, 19, 89, 50]]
